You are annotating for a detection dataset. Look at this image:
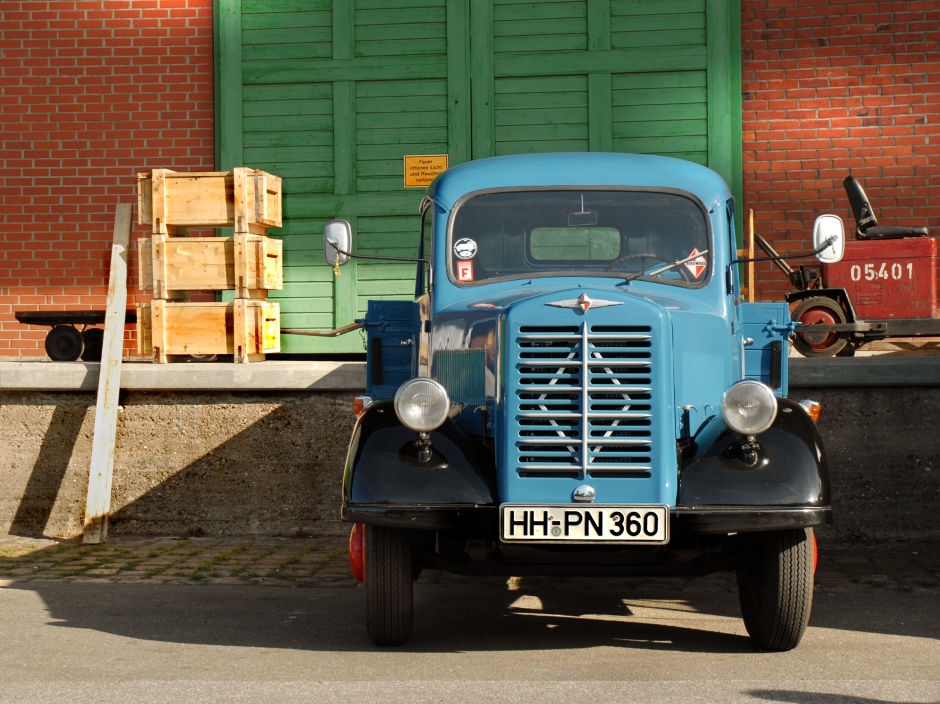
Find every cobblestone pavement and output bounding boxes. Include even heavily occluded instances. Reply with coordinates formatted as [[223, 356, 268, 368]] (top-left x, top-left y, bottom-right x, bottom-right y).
[[0, 534, 937, 595]]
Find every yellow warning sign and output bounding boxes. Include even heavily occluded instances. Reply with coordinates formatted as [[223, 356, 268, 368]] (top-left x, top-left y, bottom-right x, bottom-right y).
[[404, 154, 448, 188]]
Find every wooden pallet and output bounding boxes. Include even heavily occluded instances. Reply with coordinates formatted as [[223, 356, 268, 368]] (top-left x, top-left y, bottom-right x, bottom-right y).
[[138, 233, 283, 299], [137, 168, 282, 234], [137, 300, 280, 363]]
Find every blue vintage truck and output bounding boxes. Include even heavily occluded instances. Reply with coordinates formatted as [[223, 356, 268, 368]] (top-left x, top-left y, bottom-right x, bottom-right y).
[[324, 152, 839, 651]]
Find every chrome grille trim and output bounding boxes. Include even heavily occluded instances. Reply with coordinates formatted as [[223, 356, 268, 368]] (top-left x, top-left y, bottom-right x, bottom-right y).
[[514, 321, 654, 478]]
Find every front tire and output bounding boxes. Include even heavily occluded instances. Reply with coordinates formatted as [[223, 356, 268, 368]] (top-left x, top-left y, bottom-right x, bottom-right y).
[[737, 528, 815, 651], [365, 525, 413, 647]]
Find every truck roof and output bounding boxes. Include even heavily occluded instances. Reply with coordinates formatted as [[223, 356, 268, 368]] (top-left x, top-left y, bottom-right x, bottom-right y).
[[427, 153, 732, 213]]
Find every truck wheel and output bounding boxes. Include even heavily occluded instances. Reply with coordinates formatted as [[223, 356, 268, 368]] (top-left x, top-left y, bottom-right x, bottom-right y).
[[737, 528, 814, 651], [365, 524, 413, 647], [80, 327, 104, 362], [45, 325, 84, 361], [792, 297, 848, 357]]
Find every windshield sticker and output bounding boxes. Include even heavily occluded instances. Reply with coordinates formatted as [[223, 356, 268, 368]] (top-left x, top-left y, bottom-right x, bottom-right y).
[[684, 248, 707, 279], [454, 238, 478, 259], [456, 260, 474, 282]]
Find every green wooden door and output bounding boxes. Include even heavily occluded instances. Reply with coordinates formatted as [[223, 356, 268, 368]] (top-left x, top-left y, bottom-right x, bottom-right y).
[[215, 0, 739, 353], [470, 0, 740, 181]]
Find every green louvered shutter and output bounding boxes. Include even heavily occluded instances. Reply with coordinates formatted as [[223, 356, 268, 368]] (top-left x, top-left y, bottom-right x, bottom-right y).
[[472, 0, 739, 176], [228, 0, 472, 353], [216, 0, 739, 353]]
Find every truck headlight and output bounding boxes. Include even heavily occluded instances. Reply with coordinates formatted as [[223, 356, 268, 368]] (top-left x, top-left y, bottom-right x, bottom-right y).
[[721, 380, 777, 435], [394, 378, 450, 432]]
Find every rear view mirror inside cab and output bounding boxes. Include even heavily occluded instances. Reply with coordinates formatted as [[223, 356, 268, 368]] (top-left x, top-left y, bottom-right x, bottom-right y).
[[813, 214, 845, 264]]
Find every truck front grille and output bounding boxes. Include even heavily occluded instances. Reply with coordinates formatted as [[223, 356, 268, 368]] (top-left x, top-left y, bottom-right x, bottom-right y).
[[513, 323, 653, 478]]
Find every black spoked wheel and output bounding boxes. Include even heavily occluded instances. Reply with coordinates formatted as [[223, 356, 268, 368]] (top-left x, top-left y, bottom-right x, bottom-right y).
[[45, 325, 84, 361], [792, 297, 848, 357], [737, 528, 815, 651], [365, 525, 414, 647], [80, 327, 105, 362]]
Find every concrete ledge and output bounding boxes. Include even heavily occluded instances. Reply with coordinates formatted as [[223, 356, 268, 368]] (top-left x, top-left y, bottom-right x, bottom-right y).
[[0, 361, 367, 392], [790, 356, 940, 387], [4, 357, 940, 391]]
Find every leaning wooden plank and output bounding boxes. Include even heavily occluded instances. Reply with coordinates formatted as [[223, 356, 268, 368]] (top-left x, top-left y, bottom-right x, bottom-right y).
[[83, 203, 133, 544]]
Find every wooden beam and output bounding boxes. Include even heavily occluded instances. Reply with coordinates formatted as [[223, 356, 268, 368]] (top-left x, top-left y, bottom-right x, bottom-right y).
[[748, 209, 756, 303], [83, 203, 133, 544]]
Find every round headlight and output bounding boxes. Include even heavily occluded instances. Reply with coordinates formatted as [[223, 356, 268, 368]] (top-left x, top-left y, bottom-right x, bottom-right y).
[[721, 380, 777, 435], [394, 378, 450, 432]]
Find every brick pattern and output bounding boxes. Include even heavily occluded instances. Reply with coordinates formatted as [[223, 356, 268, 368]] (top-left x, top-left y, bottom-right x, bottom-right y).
[[742, 0, 940, 299], [0, 0, 214, 356], [2, 2, 938, 353]]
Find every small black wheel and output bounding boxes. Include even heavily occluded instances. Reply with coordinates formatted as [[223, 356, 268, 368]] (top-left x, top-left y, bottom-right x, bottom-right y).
[[792, 296, 848, 357], [45, 325, 84, 361], [365, 524, 414, 647], [737, 528, 815, 651], [80, 327, 105, 362]]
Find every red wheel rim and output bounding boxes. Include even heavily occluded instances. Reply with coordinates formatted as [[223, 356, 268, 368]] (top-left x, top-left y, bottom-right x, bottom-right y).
[[798, 307, 840, 349]]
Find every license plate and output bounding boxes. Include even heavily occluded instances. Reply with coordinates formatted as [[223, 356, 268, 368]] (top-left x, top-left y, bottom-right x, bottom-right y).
[[500, 504, 669, 544]]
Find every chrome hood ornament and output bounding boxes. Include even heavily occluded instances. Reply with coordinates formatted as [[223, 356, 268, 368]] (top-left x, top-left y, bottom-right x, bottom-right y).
[[546, 293, 622, 314]]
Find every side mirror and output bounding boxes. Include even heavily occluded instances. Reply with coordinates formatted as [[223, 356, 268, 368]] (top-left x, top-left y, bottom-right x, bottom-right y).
[[324, 219, 352, 267], [813, 214, 844, 264]]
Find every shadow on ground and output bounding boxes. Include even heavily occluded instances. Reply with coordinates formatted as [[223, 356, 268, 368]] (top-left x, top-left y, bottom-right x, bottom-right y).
[[4, 566, 938, 655]]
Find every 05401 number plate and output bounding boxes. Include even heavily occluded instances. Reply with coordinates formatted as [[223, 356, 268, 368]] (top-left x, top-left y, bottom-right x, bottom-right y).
[[500, 504, 669, 544]]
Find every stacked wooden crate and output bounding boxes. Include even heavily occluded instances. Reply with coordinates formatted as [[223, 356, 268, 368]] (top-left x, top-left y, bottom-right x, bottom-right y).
[[136, 168, 284, 363]]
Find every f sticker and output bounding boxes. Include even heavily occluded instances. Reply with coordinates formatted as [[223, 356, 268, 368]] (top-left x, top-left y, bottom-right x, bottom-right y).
[[456, 260, 474, 282]]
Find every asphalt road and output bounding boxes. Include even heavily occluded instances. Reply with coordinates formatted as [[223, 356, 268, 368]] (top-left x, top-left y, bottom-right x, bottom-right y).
[[0, 569, 938, 704]]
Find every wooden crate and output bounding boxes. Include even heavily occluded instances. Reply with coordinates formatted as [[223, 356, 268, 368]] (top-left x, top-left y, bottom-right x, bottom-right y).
[[137, 168, 282, 234], [137, 300, 280, 363], [138, 234, 283, 299]]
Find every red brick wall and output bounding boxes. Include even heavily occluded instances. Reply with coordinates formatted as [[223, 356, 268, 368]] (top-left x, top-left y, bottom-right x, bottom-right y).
[[0, 0, 214, 357], [742, 0, 940, 300], [2, 1, 938, 356]]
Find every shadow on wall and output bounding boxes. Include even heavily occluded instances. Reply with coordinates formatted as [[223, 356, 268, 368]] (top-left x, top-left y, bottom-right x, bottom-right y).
[[8, 403, 91, 536], [2, 386, 940, 541], [0, 391, 357, 539]]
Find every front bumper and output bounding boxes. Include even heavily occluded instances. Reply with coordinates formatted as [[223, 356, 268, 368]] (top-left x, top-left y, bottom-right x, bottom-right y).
[[341, 503, 831, 534]]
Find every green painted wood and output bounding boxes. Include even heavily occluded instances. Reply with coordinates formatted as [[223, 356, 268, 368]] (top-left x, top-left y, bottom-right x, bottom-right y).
[[214, 0, 242, 171], [243, 56, 449, 85], [220, 0, 740, 354], [333, 217, 359, 328], [494, 46, 705, 77], [242, 0, 330, 12], [587, 0, 611, 151], [706, 0, 743, 239], [243, 42, 332, 62], [447, 0, 472, 165], [470, 0, 494, 159], [242, 9, 330, 30]]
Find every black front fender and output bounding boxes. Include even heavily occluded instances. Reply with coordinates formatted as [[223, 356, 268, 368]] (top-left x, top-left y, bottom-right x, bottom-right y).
[[678, 397, 831, 508], [342, 401, 497, 510]]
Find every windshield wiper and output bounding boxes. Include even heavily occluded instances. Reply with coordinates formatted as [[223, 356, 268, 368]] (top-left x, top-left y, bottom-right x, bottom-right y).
[[624, 250, 709, 282]]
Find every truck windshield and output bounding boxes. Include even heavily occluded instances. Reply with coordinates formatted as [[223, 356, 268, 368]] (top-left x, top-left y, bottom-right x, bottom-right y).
[[448, 189, 710, 286]]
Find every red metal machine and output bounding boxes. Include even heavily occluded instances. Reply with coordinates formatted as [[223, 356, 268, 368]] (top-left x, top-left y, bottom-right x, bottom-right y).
[[758, 176, 934, 356]]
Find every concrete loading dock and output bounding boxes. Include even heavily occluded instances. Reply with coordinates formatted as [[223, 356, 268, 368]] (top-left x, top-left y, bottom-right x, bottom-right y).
[[1, 356, 937, 542]]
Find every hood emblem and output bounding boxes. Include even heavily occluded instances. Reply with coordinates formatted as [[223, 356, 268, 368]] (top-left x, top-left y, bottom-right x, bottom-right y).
[[546, 293, 622, 314]]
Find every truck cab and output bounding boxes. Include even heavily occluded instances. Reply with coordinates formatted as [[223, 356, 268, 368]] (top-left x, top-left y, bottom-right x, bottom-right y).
[[328, 153, 831, 651]]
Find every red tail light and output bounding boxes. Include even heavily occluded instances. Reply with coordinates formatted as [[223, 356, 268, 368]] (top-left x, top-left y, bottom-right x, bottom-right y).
[[348, 523, 365, 582], [812, 531, 818, 573]]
